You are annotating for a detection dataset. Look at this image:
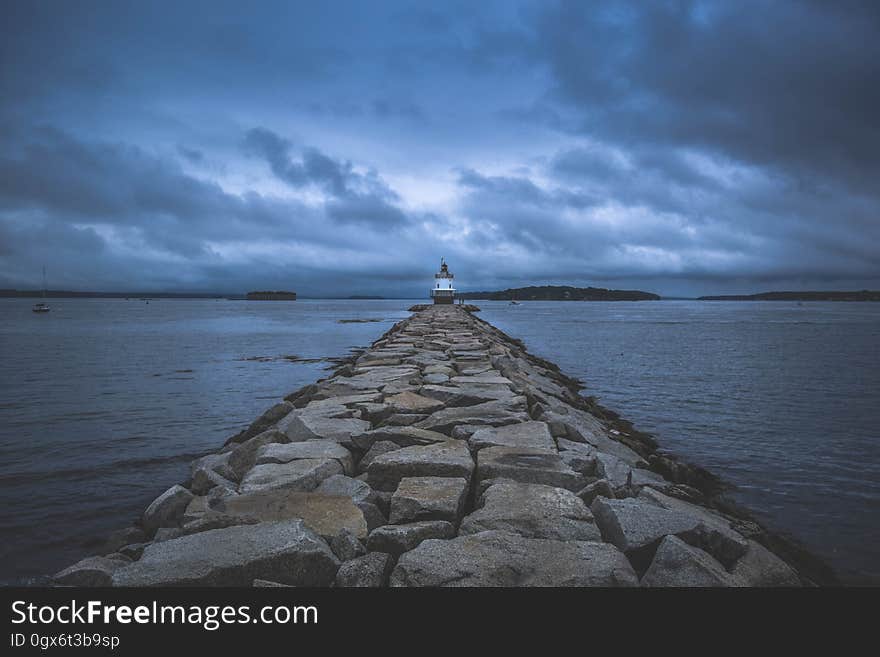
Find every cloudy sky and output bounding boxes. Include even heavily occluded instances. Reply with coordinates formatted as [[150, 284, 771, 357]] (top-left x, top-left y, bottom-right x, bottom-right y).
[[2, 0, 878, 297]]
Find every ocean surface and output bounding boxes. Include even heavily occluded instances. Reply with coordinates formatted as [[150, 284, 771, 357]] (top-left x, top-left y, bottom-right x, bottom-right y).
[[1, 298, 878, 584]]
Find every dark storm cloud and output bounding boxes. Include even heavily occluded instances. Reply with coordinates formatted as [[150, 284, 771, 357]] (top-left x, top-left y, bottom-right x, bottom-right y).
[[1, 0, 879, 296]]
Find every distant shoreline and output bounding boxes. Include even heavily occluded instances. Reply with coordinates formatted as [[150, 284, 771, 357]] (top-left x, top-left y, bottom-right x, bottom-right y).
[[698, 291, 880, 302]]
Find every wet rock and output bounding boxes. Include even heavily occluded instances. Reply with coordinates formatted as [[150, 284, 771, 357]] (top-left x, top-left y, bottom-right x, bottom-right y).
[[238, 459, 343, 494], [476, 446, 585, 491], [732, 540, 801, 587], [389, 477, 469, 524], [335, 552, 394, 587], [468, 421, 556, 452], [213, 489, 367, 539], [461, 480, 601, 541], [367, 440, 474, 491], [112, 520, 339, 587], [142, 485, 194, 534], [642, 536, 740, 587], [423, 373, 449, 384], [366, 521, 455, 556], [54, 555, 131, 587], [254, 440, 354, 475], [391, 531, 638, 587]]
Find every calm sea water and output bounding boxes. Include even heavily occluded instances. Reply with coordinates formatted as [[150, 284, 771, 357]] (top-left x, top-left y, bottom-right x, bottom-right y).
[[477, 300, 880, 584], [0, 298, 878, 584]]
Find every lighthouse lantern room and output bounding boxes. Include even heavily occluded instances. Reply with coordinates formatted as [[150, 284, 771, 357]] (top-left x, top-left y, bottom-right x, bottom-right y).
[[431, 257, 456, 304]]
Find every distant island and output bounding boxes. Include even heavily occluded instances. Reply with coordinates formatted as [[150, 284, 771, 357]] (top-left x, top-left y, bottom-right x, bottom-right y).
[[457, 285, 660, 301], [699, 290, 880, 302], [245, 290, 297, 301]]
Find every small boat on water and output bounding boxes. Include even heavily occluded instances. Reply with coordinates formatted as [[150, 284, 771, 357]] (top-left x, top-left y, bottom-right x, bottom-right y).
[[32, 266, 50, 313], [509, 300, 521, 305]]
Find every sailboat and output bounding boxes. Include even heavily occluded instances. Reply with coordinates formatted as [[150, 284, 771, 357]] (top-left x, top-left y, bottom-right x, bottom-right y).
[[32, 266, 50, 313]]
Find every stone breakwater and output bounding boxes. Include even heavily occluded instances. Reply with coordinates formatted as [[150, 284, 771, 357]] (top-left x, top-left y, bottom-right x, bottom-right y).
[[54, 305, 826, 587]]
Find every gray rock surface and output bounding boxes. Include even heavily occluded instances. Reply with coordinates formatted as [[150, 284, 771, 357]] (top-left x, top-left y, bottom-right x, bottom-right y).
[[142, 485, 194, 534], [389, 476, 469, 523], [391, 531, 638, 587], [367, 440, 474, 491], [54, 555, 131, 587], [366, 521, 455, 556], [335, 552, 394, 587], [238, 459, 344, 494], [476, 446, 585, 491], [461, 480, 601, 541], [468, 421, 556, 452], [641, 536, 740, 587], [112, 520, 339, 586]]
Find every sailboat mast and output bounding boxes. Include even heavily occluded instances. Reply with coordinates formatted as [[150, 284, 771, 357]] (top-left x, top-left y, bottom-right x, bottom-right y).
[[42, 265, 47, 298]]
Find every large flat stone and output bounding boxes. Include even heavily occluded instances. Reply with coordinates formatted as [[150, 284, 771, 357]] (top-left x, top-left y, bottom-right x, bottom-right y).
[[390, 477, 469, 523], [468, 421, 556, 452], [254, 440, 354, 475], [641, 535, 740, 587], [239, 459, 343, 494], [476, 446, 585, 491], [211, 489, 368, 539], [419, 384, 517, 407], [367, 440, 474, 491], [415, 398, 528, 434], [460, 480, 601, 541], [391, 531, 638, 587], [280, 414, 371, 448], [385, 391, 445, 414], [112, 520, 339, 586], [351, 426, 449, 451]]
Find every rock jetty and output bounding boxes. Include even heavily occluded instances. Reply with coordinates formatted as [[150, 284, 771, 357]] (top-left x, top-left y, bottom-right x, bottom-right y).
[[55, 305, 822, 587]]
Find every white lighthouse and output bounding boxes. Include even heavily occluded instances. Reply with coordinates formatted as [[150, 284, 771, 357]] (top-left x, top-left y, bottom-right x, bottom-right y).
[[430, 257, 456, 304]]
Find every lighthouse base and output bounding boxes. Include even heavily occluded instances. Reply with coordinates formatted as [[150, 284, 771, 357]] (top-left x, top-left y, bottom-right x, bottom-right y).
[[433, 296, 454, 305]]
